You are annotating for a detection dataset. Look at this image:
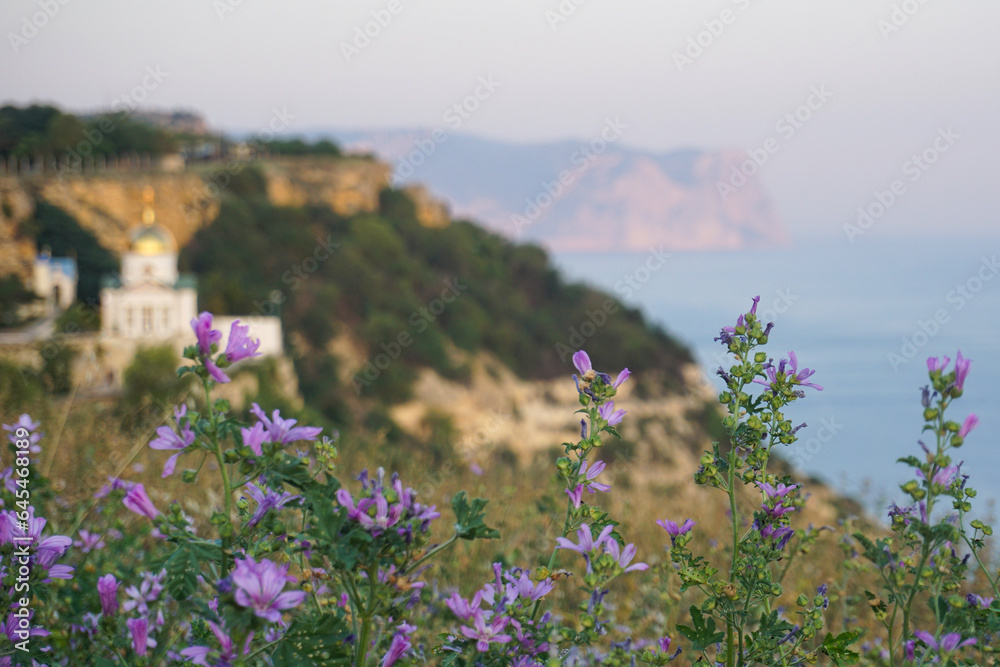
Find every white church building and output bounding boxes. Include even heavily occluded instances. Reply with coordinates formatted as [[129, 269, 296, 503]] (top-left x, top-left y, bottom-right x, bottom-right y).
[[100, 188, 282, 356]]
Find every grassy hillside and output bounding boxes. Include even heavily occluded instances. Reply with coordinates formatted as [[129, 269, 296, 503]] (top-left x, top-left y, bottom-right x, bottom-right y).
[[180, 166, 693, 421]]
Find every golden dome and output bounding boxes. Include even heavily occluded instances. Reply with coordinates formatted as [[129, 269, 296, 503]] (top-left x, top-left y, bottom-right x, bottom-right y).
[[130, 223, 176, 256]]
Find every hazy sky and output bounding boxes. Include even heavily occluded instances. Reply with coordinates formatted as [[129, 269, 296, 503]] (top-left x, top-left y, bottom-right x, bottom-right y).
[[3, 0, 999, 239]]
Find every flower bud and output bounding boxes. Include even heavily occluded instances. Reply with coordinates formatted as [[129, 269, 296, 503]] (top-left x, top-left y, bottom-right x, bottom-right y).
[[797, 594, 809, 606], [181, 470, 198, 483], [754, 352, 767, 363], [923, 408, 939, 422]]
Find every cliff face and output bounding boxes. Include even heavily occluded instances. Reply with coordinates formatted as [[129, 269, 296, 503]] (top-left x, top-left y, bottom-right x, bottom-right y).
[[335, 130, 790, 252], [0, 158, 394, 268]]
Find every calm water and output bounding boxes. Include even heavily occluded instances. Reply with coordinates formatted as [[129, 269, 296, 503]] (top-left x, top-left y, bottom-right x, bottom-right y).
[[553, 237, 1000, 516]]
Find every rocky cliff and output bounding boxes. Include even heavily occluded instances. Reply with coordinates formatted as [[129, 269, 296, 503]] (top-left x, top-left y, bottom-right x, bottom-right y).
[[0, 156, 401, 275]]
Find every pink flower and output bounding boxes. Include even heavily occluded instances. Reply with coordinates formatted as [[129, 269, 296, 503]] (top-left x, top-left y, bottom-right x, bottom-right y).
[[579, 459, 610, 493], [191, 312, 222, 356], [126, 617, 156, 656], [612, 368, 630, 389], [381, 631, 412, 667], [224, 320, 261, 364], [555, 523, 614, 555], [460, 611, 512, 653], [598, 401, 626, 426], [250, 404, 323, 444], [954, 350, 971, 391], [565, 485, 584, 509], [232, 557, 307, 622], [572, 350, 592, 375], [657, 518, 696, 538], [97, 574, 119, 617], [241, 422, 268, 457], [604, 539, 648, 573], [959, 414, 979, 439], [123, 484, 160, 520], [927, 355, 951, 373]]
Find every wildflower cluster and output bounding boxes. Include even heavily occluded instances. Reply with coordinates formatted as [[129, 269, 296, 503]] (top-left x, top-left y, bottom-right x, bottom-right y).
[[854, 351, 998, 665], [663, 296, 856, 666], [2, 300, 999, 667]]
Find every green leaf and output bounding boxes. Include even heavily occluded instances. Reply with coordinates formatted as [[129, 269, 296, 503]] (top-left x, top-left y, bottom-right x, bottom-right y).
[[677, 607, 726, 652], [452, 491, 500, 540], [270, 615, 353, 666], [819, 630, 862, 666]]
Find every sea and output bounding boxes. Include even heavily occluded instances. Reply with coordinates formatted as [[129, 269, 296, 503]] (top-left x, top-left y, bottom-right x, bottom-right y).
[[552, 236, 1000, 520]]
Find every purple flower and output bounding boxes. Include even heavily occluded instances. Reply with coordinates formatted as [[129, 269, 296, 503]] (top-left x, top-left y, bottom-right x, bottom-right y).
[[3, 609, 49, 643], [250, 403, 323, 445], [381, 631, 412, 667], [657, 518, 696, 538], [954, 350, 972, 390], [967, 594, 995, 608], [123, 569, 166, 616], [460, 611, 512, 653], [959, 414, 979, 438], [555, 524, 614, 555], [760, 524, 795, 549], [579, 460, 611, 493], [572, 350, 592, 375], [612, 368, 630, 389], [565, 485, 584, 509], [513, 571, 554, 602], [755, 351, 823, 392], [232, 556, 307, 622], [98, 574, 119, 617], [598, 401, 626, 426], [126, 617, 156, 656], [191, 312, 222, 357], [225, 320, 261, 364], [2, 414, 43, 454], [927, 355, 951, 373], [149, 417, 195, 478], [913, 630, 976, 654], [180, 620, 253, 665], [757, 481, 798, 500], [446, 590, 485, 622], [244, 483, 300, 528], [123, 484, 160, 520], [604, 540, 649, 573], [242, 422, 268, 457], [750, 295, 761, 315], [74, 529, 106, 553]]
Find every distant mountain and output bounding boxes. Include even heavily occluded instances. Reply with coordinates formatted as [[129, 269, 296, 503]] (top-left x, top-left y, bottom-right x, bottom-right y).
[[323, 129, 789, 252]]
